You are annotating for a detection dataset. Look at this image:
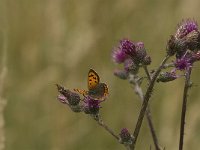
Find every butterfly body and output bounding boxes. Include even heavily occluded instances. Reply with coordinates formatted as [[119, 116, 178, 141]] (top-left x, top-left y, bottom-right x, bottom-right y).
[[88, 83, 108, 99], [74, 69, 108, 100]]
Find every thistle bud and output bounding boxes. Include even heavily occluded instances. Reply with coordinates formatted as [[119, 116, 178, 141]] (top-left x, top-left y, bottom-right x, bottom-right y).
[[70, 105, 83, 113], [124, 59, 139, 74], [166, 35, 177, 56], [56, 84, 81, 106], [175, 19, 198, 40], [135, 42, 147, 63], [184, 30, 200, 51], [142, 55, 151, 65], [119, 128, 134, 145], [68, 92, 81, 106], [157, 72, 178, 82]]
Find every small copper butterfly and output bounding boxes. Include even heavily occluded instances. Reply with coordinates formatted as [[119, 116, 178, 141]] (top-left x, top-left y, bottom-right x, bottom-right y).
[[74, 69, 108, 99]]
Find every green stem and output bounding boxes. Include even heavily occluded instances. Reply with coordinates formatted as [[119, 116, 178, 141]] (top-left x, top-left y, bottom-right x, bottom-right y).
[[179, 68, 192, 150], [93, 115, 120, 141], [132, 75, 161, 150], [143, 66, 151, 81], [130, 55, 170, 150]]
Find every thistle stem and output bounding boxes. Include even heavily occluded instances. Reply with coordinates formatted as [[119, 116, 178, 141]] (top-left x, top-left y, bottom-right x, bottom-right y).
[[132, 73, 161, 150], [143, 66, 161, 150], [93, 115, 120, 141], [146, 106, 161, 150], [143, 66, 151, 81], [179, 68, 192, 150], [130, 55, 170, 150]]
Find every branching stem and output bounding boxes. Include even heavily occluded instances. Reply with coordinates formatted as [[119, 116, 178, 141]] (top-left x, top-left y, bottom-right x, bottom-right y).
[[143, 66, 152, 81], [132, 72, 161, 150], [179, 68, 192, 150], [93, 115, 120, 141], [130, 55, 170, 150]]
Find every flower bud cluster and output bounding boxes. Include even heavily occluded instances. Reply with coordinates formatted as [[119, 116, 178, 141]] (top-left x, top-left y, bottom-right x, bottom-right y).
[[112, 39, 151, 79], [56, 84, 105, 115], [56, 84, 82, 112], [160, 19, 200, 83], [167, 19, 200, 57]]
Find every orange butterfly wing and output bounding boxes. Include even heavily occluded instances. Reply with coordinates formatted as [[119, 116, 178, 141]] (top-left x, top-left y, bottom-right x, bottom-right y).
[[88, 69, 100, 90], [103, 83, 109, 97], [74, 69, 108, 99], [73, 88, 87, 96]]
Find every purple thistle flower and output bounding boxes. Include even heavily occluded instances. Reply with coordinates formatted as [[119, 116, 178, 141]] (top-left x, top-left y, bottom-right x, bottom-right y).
[[83, 96, 104, 114], [174, 54, 192, 71], [112, 39, 137, 63], [175, 19, 198, 39], [120, 39, 136, 57], [112, 39, 150, 75], [172, 50, 200, 73], [112, 48, 127, 63]]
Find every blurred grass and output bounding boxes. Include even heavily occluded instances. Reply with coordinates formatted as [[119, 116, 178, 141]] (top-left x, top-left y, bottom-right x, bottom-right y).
[[0, 0, 200, 150]]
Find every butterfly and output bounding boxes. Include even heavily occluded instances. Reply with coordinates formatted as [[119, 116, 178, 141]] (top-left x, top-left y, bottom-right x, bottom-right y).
[[74, 69, 108, 100]]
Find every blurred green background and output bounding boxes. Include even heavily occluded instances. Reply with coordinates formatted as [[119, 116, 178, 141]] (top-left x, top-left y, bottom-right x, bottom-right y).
[[0, 0, 200, 150]]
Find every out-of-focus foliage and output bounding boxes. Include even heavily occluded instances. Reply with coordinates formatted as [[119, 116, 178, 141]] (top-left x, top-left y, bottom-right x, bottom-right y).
[[0, 0, 200, 150]]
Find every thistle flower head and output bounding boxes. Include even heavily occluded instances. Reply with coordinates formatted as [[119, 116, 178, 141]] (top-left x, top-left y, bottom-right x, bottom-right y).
[[175, 19, 198, 39], [142, 55, 151, 65], [112, 39, 136, 64], [56, 84, 81, 106], [83, 96, 104, 115], [184, 30, 200, 51], [112, 39, 150, 78], [120, 39, 136, 56], [112, 48, 127, 64], [135, 42, 146, 59], [134, 42, 151, 65], [166, 35, 179, 56], [174, 55, 192, 71], [119, 128, 133, 145], [124, 58, 139, 74]]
